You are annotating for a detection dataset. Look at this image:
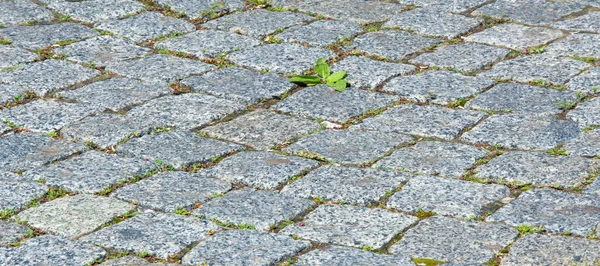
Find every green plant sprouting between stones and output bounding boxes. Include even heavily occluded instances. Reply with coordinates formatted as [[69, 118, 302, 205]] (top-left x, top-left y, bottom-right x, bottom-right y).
[[289, 58, 348, 92]]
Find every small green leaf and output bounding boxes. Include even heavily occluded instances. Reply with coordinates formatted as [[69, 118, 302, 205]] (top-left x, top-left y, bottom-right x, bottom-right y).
[[334, 79, 347, 92], [289, 75, 321, 84], [326, 81, 336, 87], [327, 71, 346, 83], [316, 58, 327, 65], [314, 63, 330, 79]]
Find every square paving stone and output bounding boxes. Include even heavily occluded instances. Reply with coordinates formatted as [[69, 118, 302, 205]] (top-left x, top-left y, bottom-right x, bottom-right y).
[[387, 175, 510, 218], [106, 54, 214, 85], [480, 54, 589, 85], [0, 46, 38, 69], [382, 70, 494, 104], [58, 78, 172, 112], [461, 114, 581, 150], [154, 30, 260, 60], [284, 129, 413, 165], [0, 132, 87, 172], [0, 59, 100, 96], [552, 12, 600, 33], [383, 8, 482, 39], [0, 84, 28, 106], [227, 43, 334, 75], [193, 188, 315, 231], [486, 188, 600, 236], [127, 93, 245, 130], [47, 0, 145, 23], [331, 56, 416, 89], [466, 83, 578, 116], [273, 85, 399, 123], [117, 129, 244, 169], [464, 23, 564, 51], [374, 141, 488, 177], [410, 43, 510, 73], [61, 113, 146, 149], [0, 23, 98, 50], [567, 97, 600, 128], [546, 33, 600, 58], [399, 0, 488, 13], [0, 221, 29, 247], [111, 171, 231, 212], [15, 194, 135, 238], [200, 151, 319, 190], [564, 128, 600, 157], [475, 151, 597, 187], [0, 99, 102, 132], [502, 234, 600, 266], [389, 216, 518, 264], [0, 0, 53, 26], [180, 68, 294, 105], [24, 150, 156, 194], [351, 104, 486, 140], [53, 36, 152, 67], [0, 235, 106, 266], [155, 0, 244, 19], [181, 230, 311, 266], [95, 12, 195, 42], [472, 0, 584, 25], [0, 180, 48, 211], [100, 256, 177, 266], [280, 204, 418, 249], [350, 30, 442, 61], [280, 166, 412, 205], [81, 212, 219, 259], [276, 19, 362, 47], [297, 0, 405, 24], [567, 66, 600, 93], [295, 246, 414, 266], [200, 109, 321, 150], [203, 9, 312, 38]]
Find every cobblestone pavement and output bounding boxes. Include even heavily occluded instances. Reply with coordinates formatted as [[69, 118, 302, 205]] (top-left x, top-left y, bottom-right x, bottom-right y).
[[1, 0, 600, 265]]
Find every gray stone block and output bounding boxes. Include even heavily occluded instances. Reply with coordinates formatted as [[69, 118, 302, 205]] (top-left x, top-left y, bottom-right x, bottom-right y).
[[155, 30, 261, 60], [0, 22, 98, 50], [47, 0, 145, 23], [464, 24, 563, 51], [203, 9, 312, 38], [61, 113, 146, 149], [53, 36, 152, 66], [155, 0, 245, 19], [100, 256, 176, 266], [399, 0, 488, 13], [0, 221, 28, 247], [567, 67, 600, 94], [0, 46, 38, 69], [297, 0, 406, 24], [0, 0, 53, 26], [502, 234, 600, 266], [350, 30, 442, 61], [0, 84, 27, 106], [95, 12, 196, 42], [584, 176, 600, 196], [410, 43, 510, 73], [552, 11, 600, 33], [0, 235, 106, 266], [546, 33, 600, 58], [295, 246, 414, 266], [567, 96, 600, 128], [564, 128, 600, 157], [472, 0, 584, 25], [0, 180, 48, 211], [276, 19, 362, 47], [331, 56, 416, 89], [383, 8, 482, 39]]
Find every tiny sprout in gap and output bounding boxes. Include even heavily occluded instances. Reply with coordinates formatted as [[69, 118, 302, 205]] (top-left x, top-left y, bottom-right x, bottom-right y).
[[289, 58, 348, 92]]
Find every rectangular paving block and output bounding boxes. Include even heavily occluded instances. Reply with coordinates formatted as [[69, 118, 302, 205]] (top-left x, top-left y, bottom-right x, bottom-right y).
[[100, 256, 177, 266], [0, 0, 53, 26], [567, 95, 600, 128], [410, 43, 510, 73], [472, 0, 584, 25], [53, 36, 152, 67], [94, 12, 196, 42], [0, 84, 28, 106], [567, 66, 600, 94], [400, 0, 488, 13], [0, 179, 48, 211], [331, 56, 416, 90], [277, 20, 362, 47], [60, 113, 146, 149], [155, 30, 261, 60], [502, 234, 600, 266], [0, 235, 106, 266], [297, 0, 406, 24], [564, 128, 600, 157], [464, 23, 564, 51], [0, 221, 29, 247], [296, 246, 414, 266], [552, 12, 600, 33], [0, 46, 38, 69], [47, 0, 145, 23], [350, 30, 442, 61], [203, 9, 312, 38], [383, 8, 482, 39], [545, 33, 600, 59], [0, 22, 98, 50], [155, 0, 245, 19]]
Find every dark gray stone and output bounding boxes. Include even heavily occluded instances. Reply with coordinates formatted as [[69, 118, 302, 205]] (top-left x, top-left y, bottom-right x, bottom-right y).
[[546, 33, 600, 58], [297, 0, 406, 24], [155, 30, 261, 60], [383, 8, 482, 39], [0, 180, 48, 211], [203, 9, 312, 38], [95, 12, 196, 42], [552, 12, 600, 33], [0, 221, 28, 247], [409, 43, 510, 73], [464, 24, 564, 51], [0, 235, 106, 266], [61, 113, 146, 149], [0, 46, 38, 69], [567, 67, 600, 94], [0, 23, 98, 50], [0, 0, 53, 26], [331, 56, 416, 89], [276, 19, 362, 47], [502, 234, 600, 266], [155, 0, 244, 19], [472, 0, 584, 25], [53, 36, 152, 66], [567, 96, 600, 128], [564, 128, 600, 157], [350, 30, 442, 61], [47, 0, 145, 23], [295, 246, 414, 266]]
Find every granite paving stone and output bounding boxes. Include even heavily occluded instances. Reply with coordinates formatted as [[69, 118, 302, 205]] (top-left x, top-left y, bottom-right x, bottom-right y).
[[382, 70, 494, 104], [81, 212, 219, 259], [273, 85, 399, 123], [410, 43, 510, 73], [568, 0, 600, 7], [552, 12, 600, 33], [24, 150, 156, 194], [155, 30, 261, 60], [472, 0, 584, 25], [399, 0, 488, 13], [0, 235, 106, 266], [476, 151, 597, 187], [0, 59, 100, 96], [0, 221, 28, 247], [461, 114, 581, 150], [0, 23, 98, 50], [181, 230, 311, 266], [0, 84, 28, 106], [0, 0, 53, 26], [295, 246, 414, 266], [564, 128, 600, 157], [0, 46, 38, 69], [350, 30, 442, 61], [584, 177, 600, 196], [47, 0, 145, 24], [227, 43, 334, 75], [111, 171, 232, 212], [502, 234, 600, 266], [281, 166, 412, 205], [351, 104, 486, 140], [155, 0, 244, 19], [203, 9, 312, 38], [94, 12, 195, 42], [331, 56, 416, 89], [390, 216, 518, 264], [116, 129, 244, 169], [383, 8, 482, 39], [487, 188, 600, 236], [374, 141, 488, 177], [200, 109, 321, 150], [181, 68, 294, 105], [100, 256, 177, 266], [61, 113, 146, 149], [276, 19, 362, 47], [297, 0, 406, 24], [53, 36, 152, 67], [193, 188, 315, 231], [464, 23, 564, 51], [567, 67, 600, 93], [0, 123, 10, 136], [269, 0, 320, 8], [280, 204, 418, 249], [546, 33, 600, 58], [199, 151, 319, 190], [0, 179, 48, 211], [567, 97, 600, 128], [284, 129, 413, 165], [15, 194, 135, 238]]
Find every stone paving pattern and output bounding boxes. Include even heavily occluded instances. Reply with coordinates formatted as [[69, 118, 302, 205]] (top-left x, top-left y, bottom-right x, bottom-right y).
[[1, 0, 600, 265]]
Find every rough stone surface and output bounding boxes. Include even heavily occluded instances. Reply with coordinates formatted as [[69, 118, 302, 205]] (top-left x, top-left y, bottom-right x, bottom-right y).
[[411, 43, 510, 73], [204, 9, 312, 38], [15, 194, 135, 238], [200, 151, 319, 190], [193, 188, 315, 231], [155, 0, 244, 19], [0, 46, 38, 69], [53, 36, 152, 66], [0, 84, 27, 106], [352, 104, 486, 140], [297, 0, 406, 24], [564, 128, 600, 157], [295, 246, 414, 266], [0, 179, 48, 211], [584, 177, 600, 196], [0, 23, 98, 50], [473, 0, 584, 25], [464, 24, 564, 51], [331, 56, 416, 89], [552, 11, 600, 33], [112, 171, 232, 212], [567, 97, 600, 128], [502, 234, 600, 266], [487, 188, 600, 236], [400, 0, 488, 13], [0, 0, 53, 26], [182, 230, 311, 266], [281, 166, 412, 205], [155, 30, 260, 60], [0, 235, 106, 266], [277, 20, 362, 47], [383, 8, 482, 39], [284, 129, 413, 165], [390, 216, 519, 264], [567, 66, 600, 93], [100, 256, 176, 266], [0, 221, 28, 247], [281, 204, 418, 249], [81, 212, 219, 259], [546, 33, 600, 58], [60, 113, 145, 149], [350, 30, 441, 61], [47, 0, 145, 23], [95, 12, 196, 42]]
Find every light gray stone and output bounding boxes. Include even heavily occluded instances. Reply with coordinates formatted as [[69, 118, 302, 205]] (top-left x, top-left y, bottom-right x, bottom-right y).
[[567, 0, 600, 7], [567, 96, 600, 128], [281, 204, 418, 249], [0, 23, 98, 50], [155, 0, 244, 19], [399, 0, 488, 13], [0, 221, 28, 247], [464, 23, 564, 51], [0, 46, 38, 69], [95, 12, 195, 42], [0, 84, 28, 106], [584, 176, 600, 196], [0, 0, 53, 26], [410, 43, 510, 73], [276, 19, 362, 47], [552, 12, 600, 33], [155, 30, 260, 60], [565, 128, 600, 157], [297, 0, 406, 24], [0, 180, 48, 211], [204, 9, 312, 38], [0, 235, 106, 266], [567, 67, 600, 93], [546, 33, 600, 58], [53, 36, 152, 66], [182, 230, 311, 266], [502, 234, 600, 266], [331, 56, 416, 89], [383, 8, 482, 39], [472, 0, 584, 25], [193, 188, 315, 231], [47, 0, 145, 23], [0, 123, 10, 135], [295, 246, 414, 266], [350, 30, 442, 61], [61, 113, 145, 149], [100, 256, 176, 266]]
